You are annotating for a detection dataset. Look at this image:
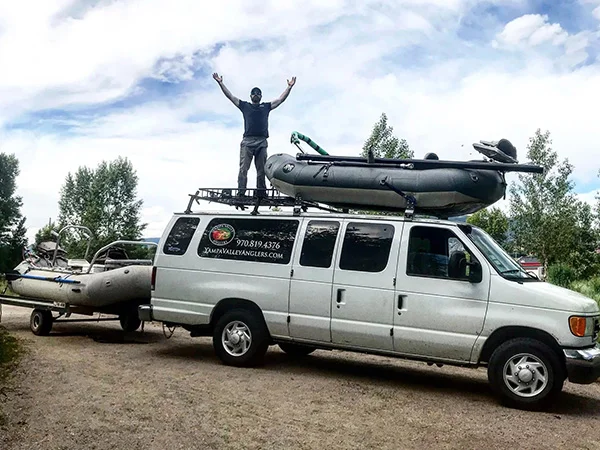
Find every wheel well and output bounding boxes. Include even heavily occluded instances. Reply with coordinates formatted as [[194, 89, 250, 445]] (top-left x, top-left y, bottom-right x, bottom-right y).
[[210, 298, 268, 329], [479, 326, 564, 365]]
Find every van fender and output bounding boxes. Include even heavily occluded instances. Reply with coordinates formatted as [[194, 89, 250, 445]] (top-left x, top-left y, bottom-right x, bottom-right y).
[[209, 298, 273, 340], [474, 326, 564, 368]]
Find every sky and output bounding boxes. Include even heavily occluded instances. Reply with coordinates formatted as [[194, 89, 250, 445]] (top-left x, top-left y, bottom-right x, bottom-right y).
[[1, 0, 600, 243]]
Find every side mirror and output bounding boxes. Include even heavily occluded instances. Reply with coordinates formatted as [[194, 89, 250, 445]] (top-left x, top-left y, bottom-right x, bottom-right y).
[[468, 260, 483, 283]]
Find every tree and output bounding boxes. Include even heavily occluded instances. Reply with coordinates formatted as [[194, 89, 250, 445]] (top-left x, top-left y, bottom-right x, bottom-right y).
[[466, 207, 509, 248], [57, 157, 147, 258], [565, 201, 599, 279], [508, 129, 582, 273], [34, 220, 60, 248], [0, 153, 28, 273], [361, 113, 413, 160], [357, 114, 413, 216]]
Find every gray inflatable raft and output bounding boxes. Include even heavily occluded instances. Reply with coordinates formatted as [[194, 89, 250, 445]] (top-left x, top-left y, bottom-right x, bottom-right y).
[[265, 138, 543, 218]]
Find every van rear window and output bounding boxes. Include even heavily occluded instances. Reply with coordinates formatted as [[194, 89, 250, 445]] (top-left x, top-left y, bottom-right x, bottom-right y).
[[339, 222, 394, 272], [300, 220, 340, 268], [163, 217, 200, 255], [198, 218, 299, 264]]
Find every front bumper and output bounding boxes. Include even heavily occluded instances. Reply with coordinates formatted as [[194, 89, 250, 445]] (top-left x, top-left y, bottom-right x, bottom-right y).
[[138, 304, 154, 322], [564, 344, 600, 384]]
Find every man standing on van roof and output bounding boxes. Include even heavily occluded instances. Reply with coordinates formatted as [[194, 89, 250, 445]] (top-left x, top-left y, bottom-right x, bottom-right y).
[[213, 72, 296, 197]]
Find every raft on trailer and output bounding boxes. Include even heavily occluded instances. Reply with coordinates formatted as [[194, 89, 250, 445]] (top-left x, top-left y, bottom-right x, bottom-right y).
[[264, 133, 544, 218], [1, 225, 158, 334]]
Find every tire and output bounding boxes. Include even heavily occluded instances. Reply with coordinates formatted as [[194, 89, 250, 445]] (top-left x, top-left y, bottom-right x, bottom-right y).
[[119, 312, 141, 332], [278, 342, 316, 357], [30, 309, 53, 336], [488, 338, 565, 410], [212, 309, 270, 367]]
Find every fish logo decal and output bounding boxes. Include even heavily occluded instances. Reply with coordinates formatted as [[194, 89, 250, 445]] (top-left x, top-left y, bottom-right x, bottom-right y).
[[208, 224, 235, 246]]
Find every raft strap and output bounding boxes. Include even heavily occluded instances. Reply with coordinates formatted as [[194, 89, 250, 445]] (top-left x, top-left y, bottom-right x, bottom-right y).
[[379, 177, 417, 219]]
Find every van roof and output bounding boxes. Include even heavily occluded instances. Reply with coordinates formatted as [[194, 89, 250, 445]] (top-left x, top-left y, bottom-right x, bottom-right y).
[[172, 209, 464, 227]]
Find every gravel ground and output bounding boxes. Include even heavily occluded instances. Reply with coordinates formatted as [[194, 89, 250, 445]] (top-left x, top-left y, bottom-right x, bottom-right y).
[[1, 305, 599, 450]]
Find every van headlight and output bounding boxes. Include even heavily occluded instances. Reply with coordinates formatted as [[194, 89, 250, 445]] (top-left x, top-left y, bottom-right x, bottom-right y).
[[569, 316, 596, 337]]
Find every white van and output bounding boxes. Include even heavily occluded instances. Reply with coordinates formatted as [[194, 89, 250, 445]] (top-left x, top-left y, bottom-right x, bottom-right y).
[[139, 210, 600, 409]]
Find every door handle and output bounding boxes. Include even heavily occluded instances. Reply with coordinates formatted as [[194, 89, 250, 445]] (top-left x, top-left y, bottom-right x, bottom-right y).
[[336, 288, 345, 307], [397, 294, 406, 315]]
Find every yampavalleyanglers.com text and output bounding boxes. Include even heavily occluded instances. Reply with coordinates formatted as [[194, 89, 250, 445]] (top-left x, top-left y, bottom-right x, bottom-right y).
[[202, 247, 285, 260]]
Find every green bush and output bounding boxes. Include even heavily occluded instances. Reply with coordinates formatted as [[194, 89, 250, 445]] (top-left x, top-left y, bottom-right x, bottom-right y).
[[569, 280, 599, 301], [0, 279, 16, 297], [547, 263, 578, 288]]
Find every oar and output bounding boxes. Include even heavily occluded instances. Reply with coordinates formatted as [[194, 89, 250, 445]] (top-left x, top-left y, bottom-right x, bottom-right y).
[[296, 154, 544, 174], [290, 132, 329, 155], [2, 272, 81, 284]]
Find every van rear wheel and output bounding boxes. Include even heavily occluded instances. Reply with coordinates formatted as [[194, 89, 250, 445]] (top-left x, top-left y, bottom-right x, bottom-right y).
[[488, 338, 564, 410], [278, 342, 316, 356], [213, 309, 270, 367]]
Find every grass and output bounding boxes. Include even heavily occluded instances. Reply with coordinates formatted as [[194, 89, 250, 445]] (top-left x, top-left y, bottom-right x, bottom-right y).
[[0, 325, 24, 426], [0, 278, 24, 426], [568, 277, 600, 307]]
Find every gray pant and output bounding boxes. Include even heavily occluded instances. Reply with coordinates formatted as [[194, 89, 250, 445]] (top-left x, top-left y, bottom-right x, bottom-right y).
[[238, 136, 268, 196]]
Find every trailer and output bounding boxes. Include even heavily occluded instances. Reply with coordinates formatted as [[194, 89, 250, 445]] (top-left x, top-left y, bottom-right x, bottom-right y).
[[0, 224, 157, 336], [0, 292, 146, 335]]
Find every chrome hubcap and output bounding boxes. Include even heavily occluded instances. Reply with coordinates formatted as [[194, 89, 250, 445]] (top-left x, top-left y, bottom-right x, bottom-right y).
[[503, 353, 548, 398], [222, 321, 252, 357]]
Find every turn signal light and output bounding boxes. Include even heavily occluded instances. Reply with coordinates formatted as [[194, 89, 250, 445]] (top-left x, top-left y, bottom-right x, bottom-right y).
[[569, 316, 587, 337]]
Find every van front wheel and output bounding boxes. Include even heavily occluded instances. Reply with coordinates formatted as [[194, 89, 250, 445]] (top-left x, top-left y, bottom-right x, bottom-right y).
[[488, 338, 564, 410], [213, 309, 269, 367]]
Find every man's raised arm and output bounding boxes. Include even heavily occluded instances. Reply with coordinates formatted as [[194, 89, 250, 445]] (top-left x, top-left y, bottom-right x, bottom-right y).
[[271, 76, 296, 109], [213, 73, 240, 107]]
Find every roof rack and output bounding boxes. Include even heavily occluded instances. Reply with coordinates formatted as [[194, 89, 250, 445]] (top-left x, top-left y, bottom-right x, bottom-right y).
[[185, 187, 345, 216]]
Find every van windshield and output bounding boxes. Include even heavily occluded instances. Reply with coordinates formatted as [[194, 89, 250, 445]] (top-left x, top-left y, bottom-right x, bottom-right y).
[[459, 225, 539, 281]]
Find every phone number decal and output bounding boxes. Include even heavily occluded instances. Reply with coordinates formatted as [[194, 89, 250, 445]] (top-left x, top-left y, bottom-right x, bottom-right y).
[[234, 239, 281, 250]]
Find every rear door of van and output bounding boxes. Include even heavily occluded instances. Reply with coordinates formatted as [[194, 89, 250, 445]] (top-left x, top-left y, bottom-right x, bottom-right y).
[[288, 218, 343, 342], [329, 219, 402, 351]]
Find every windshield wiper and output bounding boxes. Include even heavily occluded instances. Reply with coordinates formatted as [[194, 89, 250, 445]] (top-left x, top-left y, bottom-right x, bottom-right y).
[[501, 268, 538, 279]]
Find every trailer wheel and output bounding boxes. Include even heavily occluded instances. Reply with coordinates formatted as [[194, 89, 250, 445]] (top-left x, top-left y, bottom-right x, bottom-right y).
[[119, 312, 141, 332], [30, 309, 53, 336]]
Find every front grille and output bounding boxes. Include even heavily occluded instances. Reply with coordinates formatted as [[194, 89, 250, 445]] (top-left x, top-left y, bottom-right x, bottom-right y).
[[594, 317, 600, 341]]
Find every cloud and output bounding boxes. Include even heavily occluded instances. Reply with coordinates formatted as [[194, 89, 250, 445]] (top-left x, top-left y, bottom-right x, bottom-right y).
[[492, 13, 592, 67]]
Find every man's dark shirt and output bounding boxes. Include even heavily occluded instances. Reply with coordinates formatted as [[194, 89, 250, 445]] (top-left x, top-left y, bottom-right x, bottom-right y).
[[238, 101, 272, 138]]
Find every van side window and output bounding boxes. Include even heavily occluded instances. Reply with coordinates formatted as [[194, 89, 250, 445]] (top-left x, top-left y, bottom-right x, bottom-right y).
[[407, 226, 477, 281], [300, 221, 340, 268], [163, 217, 200, 255], [339, 222, 394, 273], [198, 218, 299, 264]]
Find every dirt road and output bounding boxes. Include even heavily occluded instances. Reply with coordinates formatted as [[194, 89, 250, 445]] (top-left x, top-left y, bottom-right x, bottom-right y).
[[1, 305, 599, 450]]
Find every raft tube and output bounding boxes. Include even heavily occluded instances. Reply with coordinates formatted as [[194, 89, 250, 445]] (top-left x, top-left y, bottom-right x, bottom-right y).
[[265, 153, 510, 217]]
